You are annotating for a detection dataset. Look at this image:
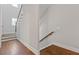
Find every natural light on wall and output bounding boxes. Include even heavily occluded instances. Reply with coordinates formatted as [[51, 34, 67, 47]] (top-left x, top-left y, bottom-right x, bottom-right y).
[[11, 4, 18, 8], [12, 18, 17, 26]]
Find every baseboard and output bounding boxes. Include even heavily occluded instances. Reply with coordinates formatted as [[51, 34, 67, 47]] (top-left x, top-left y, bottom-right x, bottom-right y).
[[17, 38, 39, 55], [2, 33, 16, 40], [40, 40, 79, 53], [2, 38, 16, 42], [52, 41, 79, 53]]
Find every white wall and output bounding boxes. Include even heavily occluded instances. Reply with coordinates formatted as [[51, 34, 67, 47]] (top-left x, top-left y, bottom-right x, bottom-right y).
[[49, 5, 79, 48], [2, 4, 20, 34], [39, 4, 51, 40], [16, 5, 39, 54], [39, 5, 52, 49], [40, 5, 79, 52], [16, 4, 79, 54], [0, 5, 2, 47]]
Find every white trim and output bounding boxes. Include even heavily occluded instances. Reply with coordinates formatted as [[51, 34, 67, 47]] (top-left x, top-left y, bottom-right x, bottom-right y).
[[53, 41, 79, 53], [17, 38, 39, 55], [2, 38, 16, 42], [40, 40, 79, 53]]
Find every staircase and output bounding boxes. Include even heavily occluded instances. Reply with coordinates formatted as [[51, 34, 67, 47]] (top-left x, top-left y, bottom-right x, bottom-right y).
[[2, 33, 16, 42]]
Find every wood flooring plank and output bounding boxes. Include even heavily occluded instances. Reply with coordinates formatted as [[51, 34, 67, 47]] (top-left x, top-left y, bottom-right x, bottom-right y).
[[0, 39, 34, 55], [40, 45, 79, 55]]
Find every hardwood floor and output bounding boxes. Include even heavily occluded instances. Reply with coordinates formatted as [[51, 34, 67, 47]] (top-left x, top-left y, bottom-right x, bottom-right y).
[[1, 39, 79, 55], [40, 45, 79, 55], [0, 39, 34, 55]]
